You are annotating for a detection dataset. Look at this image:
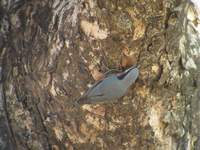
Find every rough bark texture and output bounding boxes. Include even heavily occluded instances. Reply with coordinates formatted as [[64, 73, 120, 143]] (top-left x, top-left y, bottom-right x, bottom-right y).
[[0, 0, 200, 149]]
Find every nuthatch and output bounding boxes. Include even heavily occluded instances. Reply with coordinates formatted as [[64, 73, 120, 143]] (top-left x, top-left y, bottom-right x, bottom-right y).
[[77, 65, 139, 104]]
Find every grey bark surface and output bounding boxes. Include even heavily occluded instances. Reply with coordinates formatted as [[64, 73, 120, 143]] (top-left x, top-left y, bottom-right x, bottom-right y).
[[0, 0, 200, 150]]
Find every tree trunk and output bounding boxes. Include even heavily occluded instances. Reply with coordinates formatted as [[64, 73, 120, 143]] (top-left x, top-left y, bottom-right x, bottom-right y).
[[0, 0, 200, 149]]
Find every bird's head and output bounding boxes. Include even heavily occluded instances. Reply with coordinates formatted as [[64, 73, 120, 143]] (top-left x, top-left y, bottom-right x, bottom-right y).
[[117, 65, 139, 86]]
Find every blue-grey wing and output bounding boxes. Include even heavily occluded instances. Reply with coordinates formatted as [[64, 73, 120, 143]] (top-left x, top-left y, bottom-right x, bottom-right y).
[[87, 76, 122, 100], [100, 78, 125, 99], [79, 75, 123, 104], [78, 81, 107, 104], [84, 79, 104, 97], [85, 76, 114, 97]]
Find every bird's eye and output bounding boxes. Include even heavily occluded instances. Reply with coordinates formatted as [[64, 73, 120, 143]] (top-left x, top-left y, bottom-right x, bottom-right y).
[[117, 71, 129, 80]]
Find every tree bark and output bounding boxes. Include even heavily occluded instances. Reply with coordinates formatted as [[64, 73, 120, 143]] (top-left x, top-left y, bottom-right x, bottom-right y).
[[0, 0, 200, 149]]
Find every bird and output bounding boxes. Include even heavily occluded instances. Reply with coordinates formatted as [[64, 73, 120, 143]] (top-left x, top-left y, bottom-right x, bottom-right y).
[[76, 65, 139, 105]]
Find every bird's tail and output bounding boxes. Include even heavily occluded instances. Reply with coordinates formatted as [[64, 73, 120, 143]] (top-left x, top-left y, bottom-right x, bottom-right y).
[[68, 98, 81, 109], [70, 96, 89, 109], [76, 96, 89, 105]]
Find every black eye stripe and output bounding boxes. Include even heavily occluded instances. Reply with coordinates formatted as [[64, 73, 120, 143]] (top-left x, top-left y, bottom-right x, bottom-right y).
[[117, 69, 132, 80]]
